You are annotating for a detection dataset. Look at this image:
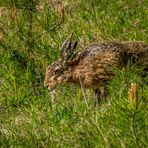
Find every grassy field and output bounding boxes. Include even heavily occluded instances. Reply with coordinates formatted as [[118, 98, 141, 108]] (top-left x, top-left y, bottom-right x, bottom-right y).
[[0, 0, 148, 147]]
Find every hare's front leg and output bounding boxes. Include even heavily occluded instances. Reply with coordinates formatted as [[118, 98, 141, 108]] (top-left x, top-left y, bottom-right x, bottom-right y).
[[93, 86, 108, 105]]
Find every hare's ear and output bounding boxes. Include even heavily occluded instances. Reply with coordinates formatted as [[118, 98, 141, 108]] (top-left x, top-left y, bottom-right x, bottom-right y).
[[67, 52, 81, 66], [71, 41, 78, 52], [60, 34, 73, 58]]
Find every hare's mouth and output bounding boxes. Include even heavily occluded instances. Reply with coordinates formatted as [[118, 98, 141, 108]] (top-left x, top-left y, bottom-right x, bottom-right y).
[[47, 86, 54, 92], [48, 86, 57, 94], [44, 83, 54, 91]]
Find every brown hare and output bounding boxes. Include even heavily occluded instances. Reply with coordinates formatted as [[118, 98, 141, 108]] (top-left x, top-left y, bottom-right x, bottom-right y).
[[44, 34, 148, 103]]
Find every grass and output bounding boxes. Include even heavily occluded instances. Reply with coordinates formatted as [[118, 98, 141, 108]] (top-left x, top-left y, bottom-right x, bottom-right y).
[[0, 0, 148, 147]]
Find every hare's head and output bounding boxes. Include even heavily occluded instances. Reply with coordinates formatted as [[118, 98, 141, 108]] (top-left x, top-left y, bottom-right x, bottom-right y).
[[44, 34, 78, 92]]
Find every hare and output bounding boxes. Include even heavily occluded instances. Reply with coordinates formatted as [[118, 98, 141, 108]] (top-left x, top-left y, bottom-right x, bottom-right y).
[[44, 34, 148, 103]]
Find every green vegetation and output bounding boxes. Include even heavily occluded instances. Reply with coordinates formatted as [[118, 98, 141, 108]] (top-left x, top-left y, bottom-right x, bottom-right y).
[[0, 0, 148, 147]]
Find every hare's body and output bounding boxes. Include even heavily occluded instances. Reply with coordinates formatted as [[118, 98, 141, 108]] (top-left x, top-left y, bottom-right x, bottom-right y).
[[69, 43, 124, 87], [44, 35, 148, 102]]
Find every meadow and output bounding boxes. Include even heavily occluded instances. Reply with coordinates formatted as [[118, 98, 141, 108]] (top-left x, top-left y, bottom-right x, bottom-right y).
[[0, 0, 148, 147]]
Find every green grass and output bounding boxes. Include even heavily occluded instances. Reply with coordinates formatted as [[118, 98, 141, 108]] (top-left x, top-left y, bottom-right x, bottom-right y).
[[0, 0, 148, 147]]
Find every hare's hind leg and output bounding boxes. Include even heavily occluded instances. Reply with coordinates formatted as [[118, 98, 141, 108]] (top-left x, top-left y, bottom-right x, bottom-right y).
[[93, 89, 101, 105], [93, 86, 108, 105]]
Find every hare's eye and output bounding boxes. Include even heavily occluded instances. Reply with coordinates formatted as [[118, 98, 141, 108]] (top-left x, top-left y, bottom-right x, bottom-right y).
[[54, 65, 61, 75], [54, 69, 60, 75]]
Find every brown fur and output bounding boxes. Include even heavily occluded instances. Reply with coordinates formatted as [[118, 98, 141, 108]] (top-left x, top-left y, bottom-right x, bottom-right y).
[[44, 35, 148, 102]]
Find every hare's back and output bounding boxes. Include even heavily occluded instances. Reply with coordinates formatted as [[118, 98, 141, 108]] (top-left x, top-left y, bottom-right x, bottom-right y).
[[80, 42, 121, 58]]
